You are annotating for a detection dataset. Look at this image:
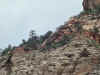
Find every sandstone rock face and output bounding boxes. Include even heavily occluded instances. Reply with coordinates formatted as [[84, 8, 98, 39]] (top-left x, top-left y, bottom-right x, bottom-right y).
[[0, 36, 100, 75], [42, 13, 100, 49], [83, 0, 100, 10], [1, 10, 100, 75]]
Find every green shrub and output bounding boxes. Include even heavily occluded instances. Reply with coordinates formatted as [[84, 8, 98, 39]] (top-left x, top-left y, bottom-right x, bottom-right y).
[[86, 38, 100, 49], [80, 8, 100, 15], [2, 45, 13, 56], [74, 23, 83, 34], [52, 33, 75, 48]]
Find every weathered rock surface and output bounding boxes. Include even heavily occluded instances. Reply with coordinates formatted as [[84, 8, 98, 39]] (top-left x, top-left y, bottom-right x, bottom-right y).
[[0, 36, 100, 75], [83, 0, 100, 10], [1, 7, 100, 75], [41, 13, 100, 49]]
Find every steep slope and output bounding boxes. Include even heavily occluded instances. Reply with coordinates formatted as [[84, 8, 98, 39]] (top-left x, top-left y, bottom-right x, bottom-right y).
[[0, 35, 100, 75], [41, 13, 100, 50], [1, 3, 100, 75]]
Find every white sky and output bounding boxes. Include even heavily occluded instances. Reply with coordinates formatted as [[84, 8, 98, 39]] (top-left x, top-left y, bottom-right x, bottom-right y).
[[0, 0, 82, 49]]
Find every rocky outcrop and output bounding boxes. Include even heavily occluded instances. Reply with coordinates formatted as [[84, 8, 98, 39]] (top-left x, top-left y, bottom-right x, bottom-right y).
[[83, 0, 100, 10], [41, 13, 100, 49], [0, 36, 100, 75], [1, 2, 100, 75]]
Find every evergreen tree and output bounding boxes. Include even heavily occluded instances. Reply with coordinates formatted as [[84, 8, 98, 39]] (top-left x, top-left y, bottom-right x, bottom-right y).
[[2, 44, 13, 55]]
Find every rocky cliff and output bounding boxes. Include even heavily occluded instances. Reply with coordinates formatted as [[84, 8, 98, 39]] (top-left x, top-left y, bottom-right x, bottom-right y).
[[1, 35, 100, 75], [41, 12, 100, 50], [1, 1, 100, 75], [83, 0, 100, 10]]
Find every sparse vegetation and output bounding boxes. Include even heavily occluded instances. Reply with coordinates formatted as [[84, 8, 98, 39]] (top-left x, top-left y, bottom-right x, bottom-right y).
[[51, 33, 75, 49], [87, 38, 100, 49], [20, 30, 53, 50], [92, 26, 99, 34], [80, 7, 100, 15], [1, 0, 100, 75], [74, 22, 83, 34], [2, 45, 13, 56]]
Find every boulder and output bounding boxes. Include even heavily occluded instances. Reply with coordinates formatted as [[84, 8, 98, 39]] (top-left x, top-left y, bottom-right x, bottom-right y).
[[83, 0, 100, 10]]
